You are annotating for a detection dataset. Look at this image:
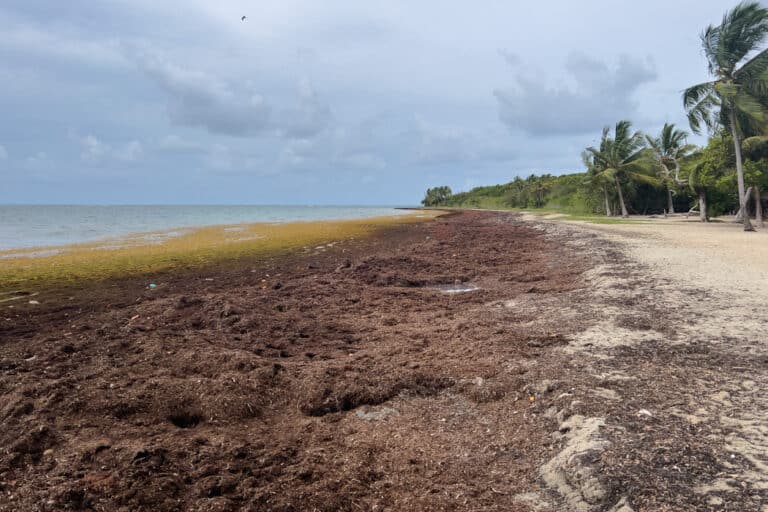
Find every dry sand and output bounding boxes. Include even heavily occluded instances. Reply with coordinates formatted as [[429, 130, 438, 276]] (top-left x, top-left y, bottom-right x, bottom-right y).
[[524, 214, 768, 511]]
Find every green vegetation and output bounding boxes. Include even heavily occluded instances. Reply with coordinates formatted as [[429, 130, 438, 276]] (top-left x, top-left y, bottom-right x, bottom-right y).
[[422, 186, 453, 206], [427, 174, 598, 214], [683, 1, 768, 230], [423, 1, 768, 230]]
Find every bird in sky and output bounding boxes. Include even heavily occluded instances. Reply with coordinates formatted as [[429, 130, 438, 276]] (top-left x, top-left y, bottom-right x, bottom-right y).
[[241, 15, 247, 21]]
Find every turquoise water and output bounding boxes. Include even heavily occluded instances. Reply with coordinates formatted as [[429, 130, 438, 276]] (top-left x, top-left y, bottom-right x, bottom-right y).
[[0, 205, 414, 250]]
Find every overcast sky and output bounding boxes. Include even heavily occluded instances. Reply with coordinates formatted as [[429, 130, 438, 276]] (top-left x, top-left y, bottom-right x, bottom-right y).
[[0, 0, 734, 205]]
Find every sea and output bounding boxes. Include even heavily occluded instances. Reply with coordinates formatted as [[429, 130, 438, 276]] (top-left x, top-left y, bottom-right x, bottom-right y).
[[0, 205, 414, 251]]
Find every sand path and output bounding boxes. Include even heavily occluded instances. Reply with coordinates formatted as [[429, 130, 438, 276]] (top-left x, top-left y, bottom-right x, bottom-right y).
[[526, 216, 768, 510]]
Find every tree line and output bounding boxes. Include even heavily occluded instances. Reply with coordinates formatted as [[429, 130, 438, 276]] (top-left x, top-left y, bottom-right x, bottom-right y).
[[423, 1, 768, 231]]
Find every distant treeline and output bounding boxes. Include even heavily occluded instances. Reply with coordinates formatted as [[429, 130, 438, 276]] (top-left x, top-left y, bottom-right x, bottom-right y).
[[424, 1, 768, 229], [423, 130, 768, 220], [423, 174, 601, 213]]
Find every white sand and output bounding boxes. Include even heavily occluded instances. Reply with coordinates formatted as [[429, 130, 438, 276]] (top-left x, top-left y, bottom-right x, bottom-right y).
[[580, 216, 768, 300], [554, 215, 768, 505]]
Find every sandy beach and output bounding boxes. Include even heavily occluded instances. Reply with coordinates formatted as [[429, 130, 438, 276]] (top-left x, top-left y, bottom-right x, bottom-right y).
[[1, 211, 767, 511]]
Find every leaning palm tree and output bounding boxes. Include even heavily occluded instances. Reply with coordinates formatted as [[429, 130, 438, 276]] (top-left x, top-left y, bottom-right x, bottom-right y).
[[587, 120, 658, 218], [683, 1, 768, 231], [645, 123, 696, 214], [581, 150, 613, 216]]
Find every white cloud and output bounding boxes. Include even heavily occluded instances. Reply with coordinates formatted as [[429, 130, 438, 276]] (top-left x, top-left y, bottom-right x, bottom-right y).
[[79, 135, 110, 162], [128, 46, 332, 139], [115, 140, 143, 162], [0, 25, 125, 68], [494, 53, 657, 136], [76, 134, 144, 163]]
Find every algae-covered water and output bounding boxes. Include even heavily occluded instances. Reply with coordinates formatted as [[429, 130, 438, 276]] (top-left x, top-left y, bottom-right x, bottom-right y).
[[0, 205, 415, 250]]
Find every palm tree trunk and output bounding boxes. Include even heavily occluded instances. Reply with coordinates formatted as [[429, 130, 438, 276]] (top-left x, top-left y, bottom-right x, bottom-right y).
[[614, 176, 628, 218], [603, 185, 612, 217], [699, 189, 708, 222], [667, 186, 675, 214], [729, 110, 755, 231], [755, 186, 764, 228]]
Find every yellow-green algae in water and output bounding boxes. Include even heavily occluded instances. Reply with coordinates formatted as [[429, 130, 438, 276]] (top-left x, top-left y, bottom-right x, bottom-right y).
[[0, 212, 442, 291]]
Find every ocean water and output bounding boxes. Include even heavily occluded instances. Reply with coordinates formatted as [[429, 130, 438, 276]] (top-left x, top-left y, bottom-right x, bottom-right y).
[[0, 205, 414, 250]]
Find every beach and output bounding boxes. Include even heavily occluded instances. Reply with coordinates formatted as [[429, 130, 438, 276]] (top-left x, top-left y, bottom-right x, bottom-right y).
[[1, 211, 767, 511]]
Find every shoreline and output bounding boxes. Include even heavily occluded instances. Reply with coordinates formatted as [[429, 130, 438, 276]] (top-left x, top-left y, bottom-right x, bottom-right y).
[[0, 204, 426, 254], [2, 210, 767, 510], [3, 210, 579, 510], [0, 211, 442, 292]]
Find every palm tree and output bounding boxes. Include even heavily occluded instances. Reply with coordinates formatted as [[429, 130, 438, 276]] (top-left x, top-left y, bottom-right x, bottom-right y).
[[683, 1, 768, 231], [527, 174, 554, 208], [688, 161, 712, 222], [581, 150, 613, 216], [645, 123, 696, 214], [587, 120, 658, 218]]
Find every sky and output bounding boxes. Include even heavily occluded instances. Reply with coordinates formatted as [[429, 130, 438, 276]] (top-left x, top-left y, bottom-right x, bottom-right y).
[[0, 0, 734, 205]]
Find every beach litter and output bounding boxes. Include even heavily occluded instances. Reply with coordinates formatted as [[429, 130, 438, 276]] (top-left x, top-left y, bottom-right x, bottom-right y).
[[433, 283, 479, 294], [0, 291, 39, 303]]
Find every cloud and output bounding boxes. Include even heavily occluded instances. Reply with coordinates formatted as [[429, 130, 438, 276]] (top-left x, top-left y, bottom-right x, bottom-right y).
[[412, 117, 474, 165], [278, 78, 333, 139], [76, 134, 143, 163], [158, 135, 207, 153], [201, 144, 275, 176], [0, 145, 7, 160], [0, 0, 716, 205], [131, 48, 272, 137], [129, 47, 331, 139], [79, 135, 109, 161], [494, 53, 657, 136], [115, 140, 143, 162], [498, 49, 520, 68], [0, 25, 125, 69]]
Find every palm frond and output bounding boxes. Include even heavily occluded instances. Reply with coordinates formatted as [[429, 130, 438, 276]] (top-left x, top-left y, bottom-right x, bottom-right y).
[[701, 24, 722, 75], [734, 89, 768, 124], [626, 171, 662, 188], [688, 163, 704, 191], [735, 48, 768, 83], [683, 81, 716, 109], [683, 82, 720, 134], [718, 1, 768, 71]]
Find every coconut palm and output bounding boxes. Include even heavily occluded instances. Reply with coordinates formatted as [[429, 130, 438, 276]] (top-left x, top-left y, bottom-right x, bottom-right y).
[[688, 161, 713, 222], [587, 120, 658, 218], [581, 150, 613, 216], [683, 1, 768, 231], [645, 123, 696, 214]]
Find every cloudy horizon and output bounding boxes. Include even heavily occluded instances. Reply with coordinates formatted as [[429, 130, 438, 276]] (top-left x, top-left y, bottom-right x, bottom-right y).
[[0, 1, 731, 205]]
